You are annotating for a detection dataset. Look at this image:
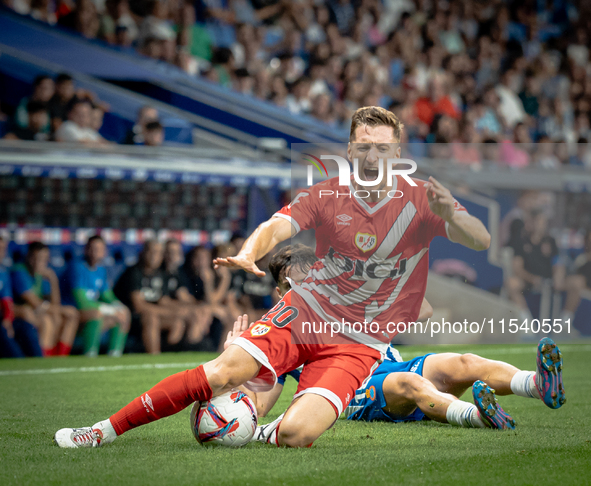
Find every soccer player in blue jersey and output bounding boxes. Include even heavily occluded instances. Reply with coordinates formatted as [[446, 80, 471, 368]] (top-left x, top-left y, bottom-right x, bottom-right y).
[[63, 235, 131, 357], [11, 242, 79, 356], [224, 245, 565, 436]]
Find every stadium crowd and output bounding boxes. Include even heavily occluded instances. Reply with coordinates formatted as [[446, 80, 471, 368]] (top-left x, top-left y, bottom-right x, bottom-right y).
[[1, 71, 166, 146], [0, 234, 278, 358], [3, 0, 591, 166]]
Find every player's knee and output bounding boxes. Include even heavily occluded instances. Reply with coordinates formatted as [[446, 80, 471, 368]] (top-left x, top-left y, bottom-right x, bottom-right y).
[[458, 353, 482, 371], [397, 372, 430, 398], [64, 305, 78, 318], [277, 421, 317, 448], [203, 358, 246, 392]]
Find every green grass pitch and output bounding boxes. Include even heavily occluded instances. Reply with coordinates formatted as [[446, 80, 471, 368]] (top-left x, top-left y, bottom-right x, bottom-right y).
[[1, 343, 590, 486]]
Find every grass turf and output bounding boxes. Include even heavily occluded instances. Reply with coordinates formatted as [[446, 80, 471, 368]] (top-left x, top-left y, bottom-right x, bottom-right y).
[[1, 343, 590, 486]]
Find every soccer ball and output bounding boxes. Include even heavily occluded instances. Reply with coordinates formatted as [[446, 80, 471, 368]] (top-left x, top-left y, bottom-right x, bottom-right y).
[[190, 390, 257, 447]]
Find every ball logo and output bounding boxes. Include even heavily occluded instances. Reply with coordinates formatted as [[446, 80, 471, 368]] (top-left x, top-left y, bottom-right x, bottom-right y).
[[355, 232, 377, 253], [250, 323, 271, 337]]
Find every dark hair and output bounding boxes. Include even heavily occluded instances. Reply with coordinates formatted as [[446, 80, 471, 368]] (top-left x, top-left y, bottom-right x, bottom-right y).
[[27, 101, 47, 114], [55, 73, 73, 84], [268, 244, 318, 286], [66, 97, 91, 114], [28, 241, 48, 255], [86, 235, 105, 248], [165, 238, 181, 248], [145, 120, 163, 131], [33, 75, 52, 87]]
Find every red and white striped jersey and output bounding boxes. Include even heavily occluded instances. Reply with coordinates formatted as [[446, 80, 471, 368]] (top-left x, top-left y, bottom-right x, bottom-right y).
[[273, 175, 467, 351]]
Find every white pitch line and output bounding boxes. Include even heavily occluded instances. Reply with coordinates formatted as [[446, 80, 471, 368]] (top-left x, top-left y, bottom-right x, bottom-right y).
[[399, 343, 591, 359], [1, 344, 590, 377], [0, 361, 206, 377]]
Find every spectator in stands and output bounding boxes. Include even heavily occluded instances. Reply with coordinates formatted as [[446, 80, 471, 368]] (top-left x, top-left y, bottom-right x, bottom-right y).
[[99, 0, 138, 45], [3, 101, 50, 141], [504, 211, 562, 322], [124, 106, 159, 145], [14, 74, 54, 134], [11, 242, 79, 356], [414, 75, 460, 128], [57, 0, 100, 39], [142, 120, 164, 146], [161, 239, 209, 345], [561, 229, 591, 329], [63, 235, 130, 357], [570, 137, 591, 167], [47, 73, 76, 132], [55, 98, 109, 144], [231, 251, 276, 323], [0, 236, 24, 358], [30, 0, 57, 24], [182, 245, 232, 350], [113, 240, 185, 354]]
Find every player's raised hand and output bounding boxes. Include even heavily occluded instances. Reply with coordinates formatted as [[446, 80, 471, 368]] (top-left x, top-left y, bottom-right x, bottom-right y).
[[424, 176, 455, 222], [213, 254, 265, 277], [224, 314, 255, 350]]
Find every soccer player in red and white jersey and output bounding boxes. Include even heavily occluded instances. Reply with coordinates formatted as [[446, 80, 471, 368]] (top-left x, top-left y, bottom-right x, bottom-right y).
[[54, 106, 494, 449]]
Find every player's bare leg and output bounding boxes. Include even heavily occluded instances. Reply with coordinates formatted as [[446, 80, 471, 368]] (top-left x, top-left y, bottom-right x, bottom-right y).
[[54, 344, 261, 448], [381, 372, 462, 423], [422, 353, 519, 397], [380, 372, 515, 429], [254, 393, 338, 448], [422, 337, 565, 409], [277, 394, 337, 447]]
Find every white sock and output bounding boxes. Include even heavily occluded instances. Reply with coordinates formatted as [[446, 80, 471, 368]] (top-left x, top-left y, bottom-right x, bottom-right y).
[[92, 419, 117, 444], [510, 371, 540, 399], [445, 400, 486, 428]]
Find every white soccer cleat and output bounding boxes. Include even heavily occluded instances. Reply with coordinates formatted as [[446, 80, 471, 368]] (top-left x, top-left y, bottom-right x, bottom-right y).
[[54, 427, 103, 448], [54, 420, 117, 448]]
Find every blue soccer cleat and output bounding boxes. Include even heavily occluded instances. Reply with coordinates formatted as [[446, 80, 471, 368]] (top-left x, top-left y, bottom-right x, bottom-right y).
[[536, 337, 566, 409], [472, 380, 516, 430]]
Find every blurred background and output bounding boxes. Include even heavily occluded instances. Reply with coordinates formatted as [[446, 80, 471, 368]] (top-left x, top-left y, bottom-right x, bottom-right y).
[[1, 0, 591, 358]]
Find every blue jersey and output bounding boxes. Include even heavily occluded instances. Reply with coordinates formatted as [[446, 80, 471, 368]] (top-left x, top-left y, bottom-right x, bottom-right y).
[[10, 264, 50, 304], [63, 260, 109, 307], [0, 267, 12, 300]]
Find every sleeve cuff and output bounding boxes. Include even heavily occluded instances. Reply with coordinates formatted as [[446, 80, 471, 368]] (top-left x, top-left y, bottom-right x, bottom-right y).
[[273, 212, 301, 234]]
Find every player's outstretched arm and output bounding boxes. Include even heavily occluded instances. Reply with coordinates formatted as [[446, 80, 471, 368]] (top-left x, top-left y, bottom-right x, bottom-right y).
[[213, 216, 293, 276], [424, 177, 490, 251]]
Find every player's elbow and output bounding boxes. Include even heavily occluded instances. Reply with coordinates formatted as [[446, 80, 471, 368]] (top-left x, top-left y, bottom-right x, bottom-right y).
[[471, 231, 491, 251]]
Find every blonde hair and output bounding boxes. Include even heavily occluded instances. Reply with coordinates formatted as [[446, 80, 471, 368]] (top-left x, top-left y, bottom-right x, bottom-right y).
[[349, 106, 404, 142]]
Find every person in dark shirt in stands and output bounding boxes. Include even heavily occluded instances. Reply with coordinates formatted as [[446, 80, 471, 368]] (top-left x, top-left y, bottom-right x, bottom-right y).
[[3, 102, 50, 141], [182, 245, 233, 349], [161, 239, 209, 345], [46, 73, 77, 133], [123, 106, 159, 145], [113, 240, 184, 354], [231, 251, 277, 323], [504, 211, 563, 321]]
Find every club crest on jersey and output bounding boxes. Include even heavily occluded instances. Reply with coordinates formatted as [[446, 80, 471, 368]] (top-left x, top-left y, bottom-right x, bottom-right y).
[[250, 323, 271, 337], [355, 232, 377, 252]]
